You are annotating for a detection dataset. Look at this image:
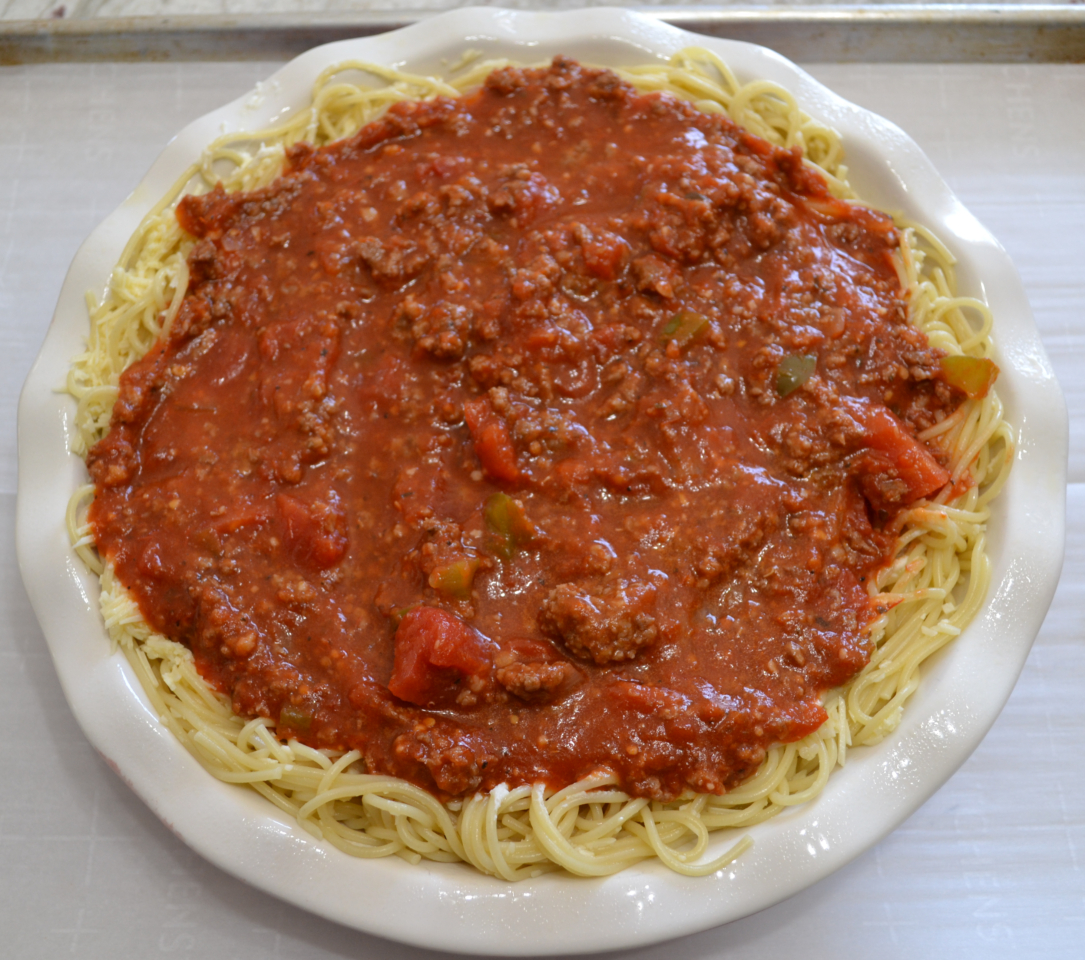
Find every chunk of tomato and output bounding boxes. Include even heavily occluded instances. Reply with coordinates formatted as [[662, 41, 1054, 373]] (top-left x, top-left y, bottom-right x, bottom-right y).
[[388, 607, 495, 708], [276, 491, 348, 569], [843, 398, 949, 502], [464, 398, 520, 482]]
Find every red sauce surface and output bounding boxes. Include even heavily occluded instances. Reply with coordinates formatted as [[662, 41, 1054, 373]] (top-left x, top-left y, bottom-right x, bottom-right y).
[[88, 60, 961, 800]]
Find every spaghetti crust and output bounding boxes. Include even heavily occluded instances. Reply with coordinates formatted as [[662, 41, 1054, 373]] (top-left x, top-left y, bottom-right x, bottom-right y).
[[67, 49, 1011, 879]]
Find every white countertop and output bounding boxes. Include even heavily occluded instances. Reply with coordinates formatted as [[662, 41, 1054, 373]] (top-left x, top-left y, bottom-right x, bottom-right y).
[[1, 57, 1082, 958]]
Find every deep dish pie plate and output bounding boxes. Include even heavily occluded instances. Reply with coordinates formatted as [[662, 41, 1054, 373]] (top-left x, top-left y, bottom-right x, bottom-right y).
[[16, 6, 1066, 955]]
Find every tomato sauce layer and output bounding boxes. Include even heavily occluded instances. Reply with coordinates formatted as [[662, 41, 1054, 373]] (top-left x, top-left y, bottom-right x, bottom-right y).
[[88, 60, 961, 800]]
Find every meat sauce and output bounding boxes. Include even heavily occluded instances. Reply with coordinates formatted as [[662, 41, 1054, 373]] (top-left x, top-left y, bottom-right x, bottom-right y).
[[87, 59, 961, 801]]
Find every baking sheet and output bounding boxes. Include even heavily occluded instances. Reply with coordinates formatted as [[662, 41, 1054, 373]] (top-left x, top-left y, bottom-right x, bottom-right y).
[[2, 5, 1085, 64], [1, 55, 1083, 958]]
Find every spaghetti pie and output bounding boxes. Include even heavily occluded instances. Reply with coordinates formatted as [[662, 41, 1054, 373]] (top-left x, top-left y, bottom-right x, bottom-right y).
[[68, 52, 1011, 878]]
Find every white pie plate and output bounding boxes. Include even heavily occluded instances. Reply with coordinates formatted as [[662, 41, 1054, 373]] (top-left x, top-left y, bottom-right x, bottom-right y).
[[16, 6, 1067, 955]]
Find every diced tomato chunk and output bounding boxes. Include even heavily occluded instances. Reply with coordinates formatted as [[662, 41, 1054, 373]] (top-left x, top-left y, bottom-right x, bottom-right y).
[[388, 607, 495, 707], [464, 398, 520, 482], [865, 411, 948, 499], [276, 491, 348, 569], [843, 398, 949, 503]]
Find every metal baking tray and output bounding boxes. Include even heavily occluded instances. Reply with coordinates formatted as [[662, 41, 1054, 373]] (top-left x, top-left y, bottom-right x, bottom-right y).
[[2, 5, 1084, 64]]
